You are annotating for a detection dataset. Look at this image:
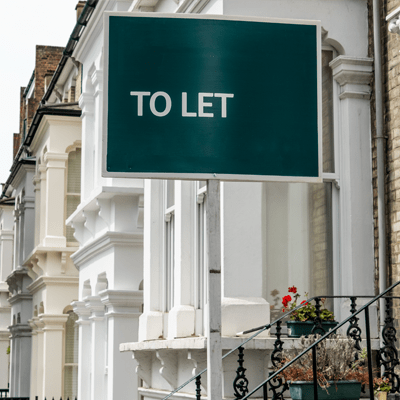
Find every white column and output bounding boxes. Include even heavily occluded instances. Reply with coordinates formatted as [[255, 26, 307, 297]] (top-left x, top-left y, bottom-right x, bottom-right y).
[[33, 174, 41, 247], [39, 165, 47, 245], [79, 93, 95, 202], [331, 56, 375, 325], [73, 301, 91, 400], [28, 318, 38, 400], [331, 57, 374, 293], [35, 320, 44, 400], [40, 315, 68, 399], [139, 179, 163, 341], [43, 153, 68, 247], [0, 330, 9, 390], [0, 228, 13, 282], [13, 209, 20, 269], [100, 290, 143, 400], [86, 296, 106, 400], [22, 195, 35, 262], [9, 328, 16, 397]]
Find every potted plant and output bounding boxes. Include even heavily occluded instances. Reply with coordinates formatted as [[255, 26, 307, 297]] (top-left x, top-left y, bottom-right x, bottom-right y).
[[282, 286, 338, 338], [277, 335, 369, 400], [374, 377, 391, 400]]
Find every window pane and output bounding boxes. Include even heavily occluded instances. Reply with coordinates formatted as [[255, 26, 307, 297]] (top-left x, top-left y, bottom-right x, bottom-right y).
[[166, 180, 175, 209], [66, 195, 80, 242], [64, 365, 78, 399], [64, 311, 79, 399], [67, 148, 81, 194], [65, 311, 79, 364]]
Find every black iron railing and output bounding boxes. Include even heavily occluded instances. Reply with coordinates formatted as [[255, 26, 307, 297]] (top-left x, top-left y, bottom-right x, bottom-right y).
[[161, 280, 400, 400], [35, 397, 77, 400]]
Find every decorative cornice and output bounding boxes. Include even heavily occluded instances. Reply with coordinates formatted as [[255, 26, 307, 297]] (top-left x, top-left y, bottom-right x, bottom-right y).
[[8, 292, 33, 305], [27, 275, 79, 295], [100, 289, 143, 317], [8, 323, 32, 337], [330, 56, 373, 100], [85, 295, 105, 320], [6, 268, 32, 296], [39, 314, 69, 331], [71, 231, 143, 267], [72, 300, 91, 325]]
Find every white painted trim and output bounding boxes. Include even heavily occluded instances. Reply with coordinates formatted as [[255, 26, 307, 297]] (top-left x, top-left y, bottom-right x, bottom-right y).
[[102, 12, 322, 184], [70, 231, 143, 267]]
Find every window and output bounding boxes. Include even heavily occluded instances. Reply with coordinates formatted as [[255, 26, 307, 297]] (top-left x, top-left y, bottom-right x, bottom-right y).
[[64, 311, 78, 399], [65, 149, 81, 244]]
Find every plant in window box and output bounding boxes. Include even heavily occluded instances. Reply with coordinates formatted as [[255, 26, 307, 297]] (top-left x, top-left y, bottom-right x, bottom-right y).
[[283, 286, 337, 338], [374, 377, 391, 400], [277, 335, 369, 400]]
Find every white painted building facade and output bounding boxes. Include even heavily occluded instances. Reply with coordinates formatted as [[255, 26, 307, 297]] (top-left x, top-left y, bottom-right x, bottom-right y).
[[5, 159, 36, 398], [0, 0, 379, 399], [0, 199, 13, 392], [65, 0, 376, 399]]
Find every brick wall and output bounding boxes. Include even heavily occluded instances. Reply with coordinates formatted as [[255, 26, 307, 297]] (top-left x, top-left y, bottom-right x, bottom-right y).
[[34, 45, 63, 103], [13, 45, 64, 161]]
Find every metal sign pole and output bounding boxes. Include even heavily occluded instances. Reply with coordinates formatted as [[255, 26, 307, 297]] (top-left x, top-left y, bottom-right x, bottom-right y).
[[206, 179, 222, 400]]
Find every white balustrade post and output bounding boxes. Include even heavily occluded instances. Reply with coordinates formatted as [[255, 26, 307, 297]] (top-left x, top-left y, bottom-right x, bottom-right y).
[[73, 301, 91, 400]]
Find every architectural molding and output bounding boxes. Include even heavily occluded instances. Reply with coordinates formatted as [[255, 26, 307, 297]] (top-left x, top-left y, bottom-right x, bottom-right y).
[[156, 349, 178, 389], [8, 323, 32, 338], [330, 56, 373, 100], [85, 295, 105, 321], [71, 231, 143, 268], [72, 300, 91, 325], [132, 351, 152, 388], [39, 314, 69, 331], [187, 350, 207, 390], [100, 289, 143, 317], [27, 275, 79, 294]]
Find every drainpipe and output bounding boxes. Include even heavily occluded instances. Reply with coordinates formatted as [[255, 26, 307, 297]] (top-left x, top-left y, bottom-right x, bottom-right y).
[[372, 0, 386, 343]]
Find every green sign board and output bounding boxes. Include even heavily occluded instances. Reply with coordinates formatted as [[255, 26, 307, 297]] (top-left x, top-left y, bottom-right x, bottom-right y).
[[103, 13, 321, 182]]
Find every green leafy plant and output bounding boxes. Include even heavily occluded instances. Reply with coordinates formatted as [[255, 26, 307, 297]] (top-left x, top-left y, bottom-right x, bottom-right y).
[[282, 286, 335, 322], [374, 377, 391, 394], [6, 346, 10, 355]]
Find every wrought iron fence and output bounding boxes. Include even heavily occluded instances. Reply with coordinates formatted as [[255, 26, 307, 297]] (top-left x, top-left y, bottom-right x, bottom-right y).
[[161, 279, 400, 400]]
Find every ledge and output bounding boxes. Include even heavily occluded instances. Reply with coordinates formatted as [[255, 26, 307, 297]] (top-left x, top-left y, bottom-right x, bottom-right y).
[[120, 336, 381, 352]]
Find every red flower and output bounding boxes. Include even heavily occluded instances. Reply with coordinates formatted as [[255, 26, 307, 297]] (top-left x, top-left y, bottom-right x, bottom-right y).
[[301, 300, 308, 306], [288, 286, 297, 294], [282, 295, 292, 308]]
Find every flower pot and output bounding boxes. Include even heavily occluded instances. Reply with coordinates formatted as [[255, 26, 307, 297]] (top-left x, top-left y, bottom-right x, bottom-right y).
[[375, 392, 387, 400], [287, 320, 338, 338], [289, 380, 361, 400]]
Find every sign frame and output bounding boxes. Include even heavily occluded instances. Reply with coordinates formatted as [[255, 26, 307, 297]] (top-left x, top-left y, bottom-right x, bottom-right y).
[[102, 12, 322, 183]]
